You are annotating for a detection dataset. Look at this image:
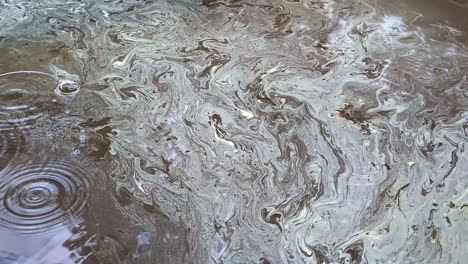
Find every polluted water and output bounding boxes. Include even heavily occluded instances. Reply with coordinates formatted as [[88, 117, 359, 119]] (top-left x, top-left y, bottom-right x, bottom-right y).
[[0, 0, 467, 263]]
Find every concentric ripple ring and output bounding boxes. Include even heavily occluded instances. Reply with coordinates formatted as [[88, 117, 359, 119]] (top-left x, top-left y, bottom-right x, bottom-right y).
[[0, 161, 91, 235]]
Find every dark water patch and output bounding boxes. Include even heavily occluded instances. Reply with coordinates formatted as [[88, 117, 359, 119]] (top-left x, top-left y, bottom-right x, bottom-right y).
[[0, 128, 25, 171]]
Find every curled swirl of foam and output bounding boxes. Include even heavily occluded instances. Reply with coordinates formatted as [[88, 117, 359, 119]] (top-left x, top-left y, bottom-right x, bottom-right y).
[[0, 161, 91, 234]]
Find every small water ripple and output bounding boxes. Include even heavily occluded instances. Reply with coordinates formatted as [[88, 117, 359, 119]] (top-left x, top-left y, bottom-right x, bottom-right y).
[[0, 160, 91, 235]]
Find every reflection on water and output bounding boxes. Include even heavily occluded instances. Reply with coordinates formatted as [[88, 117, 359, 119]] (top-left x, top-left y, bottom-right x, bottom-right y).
[[0, 0, 467, 263]]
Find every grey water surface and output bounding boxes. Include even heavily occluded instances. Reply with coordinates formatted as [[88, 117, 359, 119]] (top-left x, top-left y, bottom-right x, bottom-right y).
[[0, 0, 467, 263]]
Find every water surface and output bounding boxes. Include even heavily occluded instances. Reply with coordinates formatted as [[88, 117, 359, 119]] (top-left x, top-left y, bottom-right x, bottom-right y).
[[0, 0, 467, 263]]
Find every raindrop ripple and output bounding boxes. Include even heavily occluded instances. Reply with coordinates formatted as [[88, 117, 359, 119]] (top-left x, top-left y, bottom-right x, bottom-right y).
[[0, 161, 91, 235]]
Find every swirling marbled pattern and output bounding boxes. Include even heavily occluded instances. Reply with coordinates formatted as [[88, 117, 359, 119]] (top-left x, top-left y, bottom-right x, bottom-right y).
[[0, 0, 467, 263]]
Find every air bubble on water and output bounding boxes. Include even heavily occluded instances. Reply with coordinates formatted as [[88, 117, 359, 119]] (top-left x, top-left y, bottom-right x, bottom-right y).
[[56, 80, 80, 96]]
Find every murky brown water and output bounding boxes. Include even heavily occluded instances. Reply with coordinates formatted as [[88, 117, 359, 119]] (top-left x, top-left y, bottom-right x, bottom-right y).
[[0, 0, 467, 263]]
